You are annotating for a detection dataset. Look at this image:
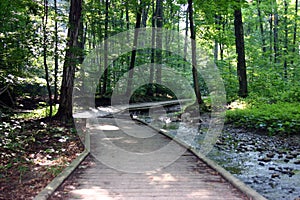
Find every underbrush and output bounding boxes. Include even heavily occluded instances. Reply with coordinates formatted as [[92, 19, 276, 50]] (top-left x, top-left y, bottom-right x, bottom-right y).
[[226, 86, 300, 135], [0, 112, 84, 199]]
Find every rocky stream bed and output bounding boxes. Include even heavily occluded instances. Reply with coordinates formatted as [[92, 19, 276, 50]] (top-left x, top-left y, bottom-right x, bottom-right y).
[[134, 109, 300, 200]]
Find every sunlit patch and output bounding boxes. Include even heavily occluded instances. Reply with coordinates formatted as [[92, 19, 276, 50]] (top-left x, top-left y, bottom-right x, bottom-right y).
[[95, 124, 120, 131], [70, 187, 117, 199], [187, 189, 214, 198], [148, 173, 177, 184], [227, 100, 248, 110]]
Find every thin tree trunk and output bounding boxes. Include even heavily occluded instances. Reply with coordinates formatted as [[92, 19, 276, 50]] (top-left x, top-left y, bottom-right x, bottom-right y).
[[214, 14, 221, 62], [150, 0, 155, 84], [283, 0, 288, 80], [142, 5, 149, 27], [269, 11, 273, 62], [183, 8, 188, 61], [126, 3, 142, 96], [257, 0, 266, 53], [102, 0, 109, 95], [234, 1, 248, 98], [55, 0, 82, 123], [43, 0, 52, 117], [155, 0, 163, 84], [273, 1, 279, 64], [291, 0, 298, 65], [54, 0, 59, 104], [188, 0, 204, 106]]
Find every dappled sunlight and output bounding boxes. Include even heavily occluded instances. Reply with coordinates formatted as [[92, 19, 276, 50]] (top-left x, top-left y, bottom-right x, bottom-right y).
[[187, 189, 215, 198], [148, 173, 177, 184], [102, 137, 123, 141], [227, 100, 248, 110], [94, 124, 120, 131], [70, 187, 119, 200]]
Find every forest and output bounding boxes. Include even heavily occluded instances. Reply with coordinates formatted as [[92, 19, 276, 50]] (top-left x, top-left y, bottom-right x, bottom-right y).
[[0, 0, 299, 199]]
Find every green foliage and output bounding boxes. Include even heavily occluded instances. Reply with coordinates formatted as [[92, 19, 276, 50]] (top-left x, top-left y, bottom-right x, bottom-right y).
[[226, 101, 300, 135], [14, 104, 59, 119]]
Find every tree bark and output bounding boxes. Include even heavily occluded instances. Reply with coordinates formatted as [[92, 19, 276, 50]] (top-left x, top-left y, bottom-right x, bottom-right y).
[[126, 3, 142, 96], [188, 0, 204, 106], [150, 0, 156, 84], [234, 1, 248, 98], [257, 0, 266, 53], [283, 0, 288, 80], [291, 0, 298, 65], [155, 0, 163, 84], [55, 0, 82, 123], [273, 1, 279, 64], [43, 0, 53, 117], [102, 0, 109, 95], [54, 0, 59, 104]]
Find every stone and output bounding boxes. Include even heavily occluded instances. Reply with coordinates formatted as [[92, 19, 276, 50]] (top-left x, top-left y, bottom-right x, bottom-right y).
[[267, 153, 275, 158], [271, 173, 280, 178], [269, 167, 275, 170], [286, 154, 296, 159], [294, 160, 300, 165], [258, 157, 271, 162]]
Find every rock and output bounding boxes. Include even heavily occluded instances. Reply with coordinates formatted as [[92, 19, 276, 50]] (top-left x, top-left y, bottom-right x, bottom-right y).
[[294, 160, 300, 165], [267, 153, 275, 158], [271, 173, 280, 178], [286, 154, 296, 159], [258, 157, 272, 162], [256, 147, 264, 152], [294, 197, 300, 200], [291, 151, 299, 157], [269, 167, 276, 170]]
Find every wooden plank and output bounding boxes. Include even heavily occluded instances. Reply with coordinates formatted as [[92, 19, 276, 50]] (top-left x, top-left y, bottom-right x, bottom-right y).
[[52, 118, 252, 200]]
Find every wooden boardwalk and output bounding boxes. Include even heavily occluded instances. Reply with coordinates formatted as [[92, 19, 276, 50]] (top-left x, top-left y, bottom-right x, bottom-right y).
[[50, 118, 257, 200]]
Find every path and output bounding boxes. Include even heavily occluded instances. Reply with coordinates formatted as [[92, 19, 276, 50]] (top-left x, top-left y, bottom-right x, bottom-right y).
[[73, 99, 192, 118], [52, 118, 255, 200]]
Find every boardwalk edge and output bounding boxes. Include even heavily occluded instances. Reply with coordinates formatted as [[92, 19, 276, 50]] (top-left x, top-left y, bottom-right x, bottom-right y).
[[34, 127, 90, 200], [135, 119, 267, 200]]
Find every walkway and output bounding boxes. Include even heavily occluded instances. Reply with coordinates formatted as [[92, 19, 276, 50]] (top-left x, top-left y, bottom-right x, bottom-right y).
[[53, 118, 253, 200]]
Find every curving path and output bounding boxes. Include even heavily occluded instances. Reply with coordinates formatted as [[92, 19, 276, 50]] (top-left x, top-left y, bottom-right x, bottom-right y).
[[52, 118, 261, 200]]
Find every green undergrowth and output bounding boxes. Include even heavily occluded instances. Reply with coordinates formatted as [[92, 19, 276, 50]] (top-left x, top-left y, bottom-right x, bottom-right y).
[[226, 102, 300, 135]]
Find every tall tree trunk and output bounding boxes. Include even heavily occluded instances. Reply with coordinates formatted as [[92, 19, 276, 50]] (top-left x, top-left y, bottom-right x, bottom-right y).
[[102, 0, 109, 95], [257, 0, 266, 53], [54, 0, 59, 104], [55, 0, 82, 123], [214, 14, 221, 62], [283, 0, 288, 80], [291, 0, 298, 65], [155, 0, 163, 84], [188, 0, 204, 106], [43, 0, 53, 117], [234, 1, 248, 98], [183, 8, 188, 61], [273, 1, 279, 64], [126, 3, 142, 96], [142, 5, 149, 27], [150, 0, 156, 84], [269, 11, 273, 62]]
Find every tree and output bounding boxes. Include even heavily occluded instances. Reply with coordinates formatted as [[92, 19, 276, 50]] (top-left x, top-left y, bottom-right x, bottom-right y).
[[188, 0, 205, 106], [155, 0, 163, 84], [42, 0, 53, 117], [55, 0, 83, 123], [234, 0, 248, 98], [126, 2, 143, 96]]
